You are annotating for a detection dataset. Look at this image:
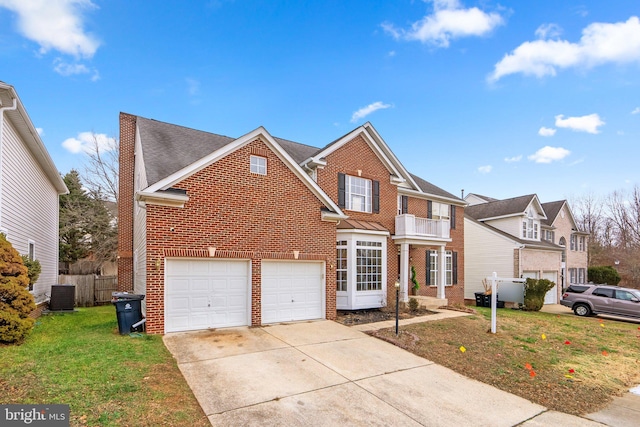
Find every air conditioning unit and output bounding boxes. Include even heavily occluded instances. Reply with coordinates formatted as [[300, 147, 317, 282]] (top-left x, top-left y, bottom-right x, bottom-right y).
[[49, 284, 76, 311]]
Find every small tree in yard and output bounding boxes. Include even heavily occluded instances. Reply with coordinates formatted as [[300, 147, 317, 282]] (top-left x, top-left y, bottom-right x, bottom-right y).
[[523, 278, 555, 311], [588, 266, 621, 286], [0, 234, 35, 343]]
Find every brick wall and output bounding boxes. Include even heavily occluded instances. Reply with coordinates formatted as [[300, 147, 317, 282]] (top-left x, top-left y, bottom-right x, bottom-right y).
[[144, 139, 336, 333], [407, 198, 465, 304], [316, 135, 400, 306], [117, 113, 136, 292]]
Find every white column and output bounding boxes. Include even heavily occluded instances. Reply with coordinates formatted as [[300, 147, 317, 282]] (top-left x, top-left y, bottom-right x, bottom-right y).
[[438, 246, 446, 299], [399, 243, 409, 302]]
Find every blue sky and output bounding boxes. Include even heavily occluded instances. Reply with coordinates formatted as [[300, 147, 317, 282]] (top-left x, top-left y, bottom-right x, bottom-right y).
[[1, 0, 638, 203]]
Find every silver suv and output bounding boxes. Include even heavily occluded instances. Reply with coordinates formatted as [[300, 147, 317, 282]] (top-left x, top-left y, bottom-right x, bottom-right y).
[[561, 284, 640, 318]]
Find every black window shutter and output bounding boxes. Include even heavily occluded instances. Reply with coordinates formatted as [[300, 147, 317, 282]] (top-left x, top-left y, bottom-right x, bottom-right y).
[[452, 251, 458, 285], [427, 200, 433, 219], [338, 173, 345, 208], [425, 250, 432, 285], [372, 180, 380, 213], [450, 205, 456, 229], [402, 195, 408, 214]]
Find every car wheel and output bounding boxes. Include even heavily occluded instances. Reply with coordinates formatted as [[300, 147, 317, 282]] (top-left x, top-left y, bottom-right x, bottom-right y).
[[573, 303, 591, 317]]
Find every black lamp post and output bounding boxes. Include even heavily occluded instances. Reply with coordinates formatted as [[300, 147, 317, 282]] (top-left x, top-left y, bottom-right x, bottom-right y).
[[395, 280, 400, 336]]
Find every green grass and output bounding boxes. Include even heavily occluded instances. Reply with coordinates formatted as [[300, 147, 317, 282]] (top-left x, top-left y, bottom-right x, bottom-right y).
[[0, 306, 209, 427], [371, 306, 640, 415]]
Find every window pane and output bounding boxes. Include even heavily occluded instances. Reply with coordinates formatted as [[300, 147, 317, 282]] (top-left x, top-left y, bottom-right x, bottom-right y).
[[356, 242, 382, 291], [345, 175, 372, 213]]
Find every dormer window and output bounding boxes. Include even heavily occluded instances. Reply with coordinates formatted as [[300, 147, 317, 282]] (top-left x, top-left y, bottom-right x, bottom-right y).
[[522, 209, 539, 240], [250, 155, 267, 175]]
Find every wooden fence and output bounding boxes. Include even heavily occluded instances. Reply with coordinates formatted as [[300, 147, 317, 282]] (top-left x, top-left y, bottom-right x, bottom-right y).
[[58, 275, 118, 307]]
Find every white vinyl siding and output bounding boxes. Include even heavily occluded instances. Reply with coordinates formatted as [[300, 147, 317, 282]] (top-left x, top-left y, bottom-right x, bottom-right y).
[[1, 118, 59, 302], [484, 216, 522, 238], [463, 218, 517, 300], [133, 132, 148, 307]]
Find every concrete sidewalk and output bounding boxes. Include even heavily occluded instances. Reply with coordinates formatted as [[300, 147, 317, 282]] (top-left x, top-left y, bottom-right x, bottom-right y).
[[164, 315, 610, 426]]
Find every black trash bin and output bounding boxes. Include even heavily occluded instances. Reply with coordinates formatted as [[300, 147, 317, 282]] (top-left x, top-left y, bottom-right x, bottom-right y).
[[111, 292, 145, 335]]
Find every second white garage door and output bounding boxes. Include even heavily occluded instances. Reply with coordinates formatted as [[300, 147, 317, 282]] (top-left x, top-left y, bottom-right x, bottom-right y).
[[165, 259, 249, 333], [261, 261, 324, 324]]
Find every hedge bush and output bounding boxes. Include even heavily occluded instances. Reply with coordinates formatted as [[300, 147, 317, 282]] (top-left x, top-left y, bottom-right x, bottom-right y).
[[523, 278, 555, 311], [588, 266, 621, 286], [0, 234, 35, 343]]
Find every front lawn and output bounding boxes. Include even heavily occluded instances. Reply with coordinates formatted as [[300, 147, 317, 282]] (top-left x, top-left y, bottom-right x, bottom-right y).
[[0, 306, 209, 426], [370, 307, 640, 415]]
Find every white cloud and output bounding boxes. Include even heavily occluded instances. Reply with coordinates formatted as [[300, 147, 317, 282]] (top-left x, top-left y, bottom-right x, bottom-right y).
[[489, 16, 640, 82], [0, 0, 100, 58], [350, 101, 392, 123], [186, 78, 200, 96], [36, 127, 44, 136], [53, 58, 99, 80], [62, 131, 116, 154], [478, 165, 492, 174], [538, 127, 556, 137], [555, 113, 605, 134], [504, 155, 522, 163], [528, 146, 571, 163], [535, 23, 562, 40], [632, 107, 640, 115], [382, 0, 503, 48]]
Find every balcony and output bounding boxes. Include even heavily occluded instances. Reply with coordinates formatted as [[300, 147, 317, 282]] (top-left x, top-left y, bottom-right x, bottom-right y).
[[394, 214, 450, 241]]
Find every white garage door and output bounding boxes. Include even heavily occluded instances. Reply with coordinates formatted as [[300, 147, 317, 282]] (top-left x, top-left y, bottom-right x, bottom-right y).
[[261, 261, 324, 324], [543, 271, 558, 304], [165, 259, 249, 333]]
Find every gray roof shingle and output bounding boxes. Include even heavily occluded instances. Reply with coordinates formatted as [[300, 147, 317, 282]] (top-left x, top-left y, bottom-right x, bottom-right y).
[[137, 116, 235, 186], [409, 173, 463, 201], [541, 200, 565, 226], [135, 115, 461, 202], [465, 194, 537, 220]]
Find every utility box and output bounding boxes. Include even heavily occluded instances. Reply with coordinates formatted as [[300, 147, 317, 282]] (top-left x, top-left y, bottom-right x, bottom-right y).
[[49, 284, 76, 311]]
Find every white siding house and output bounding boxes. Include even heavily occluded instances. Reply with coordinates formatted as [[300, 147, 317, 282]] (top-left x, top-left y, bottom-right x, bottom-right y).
[[0, 82, 68, 304], [464, 194, 567, 305]]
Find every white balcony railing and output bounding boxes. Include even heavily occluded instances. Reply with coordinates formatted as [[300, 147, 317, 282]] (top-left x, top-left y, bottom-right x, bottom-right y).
[[395, 214, 450, 239]]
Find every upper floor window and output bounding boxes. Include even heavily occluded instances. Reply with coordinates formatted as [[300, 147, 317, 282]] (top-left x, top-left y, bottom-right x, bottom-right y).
[[570, 234, 577, 251], [429, 202, 450, 220], [338, 173, 379, 214], [543, 230, 554, 243], [347, 175, 371, 212], [579, 236, 585, 251], [250, 155, 267, 175], [522, 218, 538, 239]]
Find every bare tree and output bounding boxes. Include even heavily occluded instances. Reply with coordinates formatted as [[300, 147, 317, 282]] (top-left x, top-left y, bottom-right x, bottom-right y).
[[82, 132, 119, 203]]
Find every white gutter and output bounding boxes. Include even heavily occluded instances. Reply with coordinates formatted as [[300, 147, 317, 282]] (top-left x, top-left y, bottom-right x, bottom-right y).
[[0, 97, 18, 231]]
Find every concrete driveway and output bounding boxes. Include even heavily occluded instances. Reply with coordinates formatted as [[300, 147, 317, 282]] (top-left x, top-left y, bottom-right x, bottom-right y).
[[164, 320, 604, 426]]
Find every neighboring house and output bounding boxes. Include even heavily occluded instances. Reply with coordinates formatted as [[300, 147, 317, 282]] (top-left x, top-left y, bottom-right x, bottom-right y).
[[118, 113, 465, 334], [0, 82, 68, 306], [464, 193, 588, 305]]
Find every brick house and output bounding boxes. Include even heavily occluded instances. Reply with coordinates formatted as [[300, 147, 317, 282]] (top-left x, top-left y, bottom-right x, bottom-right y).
[[118, 114, 465, 334], [464, 193, 588, 305]]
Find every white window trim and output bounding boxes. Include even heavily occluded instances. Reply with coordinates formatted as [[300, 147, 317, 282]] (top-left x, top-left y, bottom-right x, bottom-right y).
[[345, 175, 372, 213], [429, 250, 453, 287], [250, 155, 267, 175], [335, 231, 387, 293], [28, 239, 35, 261]]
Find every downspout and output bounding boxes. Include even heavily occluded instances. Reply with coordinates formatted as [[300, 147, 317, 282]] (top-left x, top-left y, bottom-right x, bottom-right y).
[[0, 97, 18, 231]]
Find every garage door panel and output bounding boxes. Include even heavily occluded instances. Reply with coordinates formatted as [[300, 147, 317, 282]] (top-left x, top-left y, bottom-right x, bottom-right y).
[[165, 259, 249, 333], [262, 261, 324, 324]]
